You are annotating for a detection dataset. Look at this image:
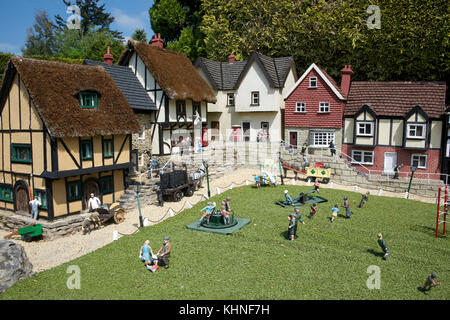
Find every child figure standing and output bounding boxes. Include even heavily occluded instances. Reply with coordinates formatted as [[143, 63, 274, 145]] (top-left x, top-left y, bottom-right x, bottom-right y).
[[377, 233, 390, 260], [359, 191, 370, 208], [308, 203, 317, 219], [221, 201, 231, 225], [330, 204, 339, 222], [422, 273, 440, 291], [288, 213, 296, 241], [343, 196, 352, 218]]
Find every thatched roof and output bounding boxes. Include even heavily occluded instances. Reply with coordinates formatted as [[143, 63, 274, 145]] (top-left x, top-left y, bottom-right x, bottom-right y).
[[0, 56, 141, 138], [118, 40, 217, 103]]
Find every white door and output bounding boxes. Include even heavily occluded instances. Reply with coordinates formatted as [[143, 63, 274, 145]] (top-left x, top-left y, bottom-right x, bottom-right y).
[[384, 152, 397, 173]]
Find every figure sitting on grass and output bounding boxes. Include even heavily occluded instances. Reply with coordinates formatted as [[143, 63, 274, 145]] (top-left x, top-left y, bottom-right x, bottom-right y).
[[330, 204, 339, 223], [254, 176, 261, 189], [199, 202, 216, 225], [313, 179, 320, 193], [157, 236, 171, 269], [284, 190, 293, 205], [343, 196, 353, 218], [221, 201, 231, 225], [377, 233, 390, 260], [358, 191, 370, 208], [308, 203, 317, 219], [422, 273, 440, 292], [139, 240, 154, 267], [288, 213, 296, 241]]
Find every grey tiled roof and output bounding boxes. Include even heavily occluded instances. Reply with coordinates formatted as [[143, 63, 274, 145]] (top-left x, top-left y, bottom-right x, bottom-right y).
[[83, 59, 157, 111], [195, 52, 295, 90]]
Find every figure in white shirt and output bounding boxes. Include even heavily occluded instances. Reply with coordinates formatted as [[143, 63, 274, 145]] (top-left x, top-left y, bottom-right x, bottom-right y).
[[88, 193, 101, 212], [29, 196, 41, 220]]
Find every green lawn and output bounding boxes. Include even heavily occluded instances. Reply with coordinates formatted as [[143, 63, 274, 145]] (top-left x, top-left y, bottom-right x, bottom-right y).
[[1, 185, 449, 300]]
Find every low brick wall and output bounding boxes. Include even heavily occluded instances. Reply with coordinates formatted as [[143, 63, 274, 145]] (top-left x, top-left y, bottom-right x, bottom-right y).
[[0, 211, 91, 240]]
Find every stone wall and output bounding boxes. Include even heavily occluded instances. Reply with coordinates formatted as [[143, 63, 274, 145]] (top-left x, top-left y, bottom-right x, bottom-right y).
[[131, 113, 153, 170], [284, 127, 342, 156]]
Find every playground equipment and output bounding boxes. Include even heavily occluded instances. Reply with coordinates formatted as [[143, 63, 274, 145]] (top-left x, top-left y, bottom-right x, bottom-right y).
[[436, 185, 448, 238], [276, 190, 328, 207], [200, 208, 238, 229], [3, 222, 43, 242], [281, 159, 331, 184], [256, 159, 278, 186]]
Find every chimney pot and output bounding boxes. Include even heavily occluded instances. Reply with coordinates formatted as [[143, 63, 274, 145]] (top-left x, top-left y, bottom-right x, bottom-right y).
[[103, 46, 114, 66], [151, 33, 164, 48], [340, 65, 354, 98], [228, 54, 236, 64]]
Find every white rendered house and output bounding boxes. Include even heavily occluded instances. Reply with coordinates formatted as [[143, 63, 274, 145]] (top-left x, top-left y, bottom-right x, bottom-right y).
[[195, 52, 297, 143]]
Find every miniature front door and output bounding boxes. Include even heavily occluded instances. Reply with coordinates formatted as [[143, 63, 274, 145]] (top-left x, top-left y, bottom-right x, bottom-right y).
[[15, 186, 29, 213], [242, 122, 251, 142], [232, 127, 241, 142], [83, 180, 100, 209], [384, 152, 397, 173], [289, 132, 298, 148]]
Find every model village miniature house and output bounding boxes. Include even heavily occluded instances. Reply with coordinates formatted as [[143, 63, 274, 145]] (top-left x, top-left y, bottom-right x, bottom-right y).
[[0, 57, 141, 220]]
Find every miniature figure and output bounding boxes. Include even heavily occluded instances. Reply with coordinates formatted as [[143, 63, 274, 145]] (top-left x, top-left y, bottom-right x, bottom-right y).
[[292, 207, 305, 238], [221, 201, 231, 225], [301, 143, 307, 155], [329, 139, 336, 157], [330, 204, 339, 222], [225, 197, 231, 212], [358, 191, 370, 208], [288, 213, 296, 241], [343, 196, 352, 218], [313, 179, 320, 193], [377, 233, 390, 260], [393, 163, 403, 179], [284, 190, 293, 205], [157, 236, 171, 269], [302, 155, 309, 171], [29, 196, 41, 220], [199, 202, 216, 224], [422, 273, 440, 291], [308, 203, 317, 219], [139, 240, 154, 267], [88, 193, 101, 212], [254, 176, 261, 189]]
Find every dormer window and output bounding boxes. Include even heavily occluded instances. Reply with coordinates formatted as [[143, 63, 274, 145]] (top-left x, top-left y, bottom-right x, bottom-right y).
[[309, 77, 317, 88], [407, 124, 426, 139], [357, 122, 373, 136], [80, 91, 98, 109]]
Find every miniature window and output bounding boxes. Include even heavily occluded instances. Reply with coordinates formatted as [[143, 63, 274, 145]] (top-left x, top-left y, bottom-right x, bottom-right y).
[[67, 181, 82, 202], [100, 176, 113, 195], [11, 144, 32, 164], [295, 102, 306, 113], [81, 140, 93, 160], [411, 154, 427, 169], [351, 150, 374, 165], [407, 124, 426, 139], [138, 126, 146, 140], [318, 102, 330, 113], [0, 185, 13, 203], [310, 131, 334, 147], [176, 100, 186, 117], [251, 92, 260, 106], [309, 77, 318, 88], [34, 190, 47, 209], [80, 92, 98, 109], [103, 139, 113, 159], [227, 93, 235, 106], [357, 122, 373, 136]]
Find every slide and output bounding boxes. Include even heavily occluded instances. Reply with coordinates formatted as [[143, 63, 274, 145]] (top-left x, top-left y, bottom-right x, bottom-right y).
[[262, 171, 277, 186]]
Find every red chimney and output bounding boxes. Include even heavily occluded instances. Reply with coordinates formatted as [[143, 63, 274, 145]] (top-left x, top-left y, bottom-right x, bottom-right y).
[[150, 33, 164, 48], [103, 46, 114, 66], [228, 54, 236, 64], [340, 65, 353, 98]]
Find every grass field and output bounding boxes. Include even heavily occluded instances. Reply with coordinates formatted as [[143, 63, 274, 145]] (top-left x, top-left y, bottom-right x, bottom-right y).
[[1, 185, 449, 300]]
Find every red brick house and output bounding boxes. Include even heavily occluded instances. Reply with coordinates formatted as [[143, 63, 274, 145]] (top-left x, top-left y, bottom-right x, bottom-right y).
[[342, 81, 447, 179], [284, 63, 350, 154]]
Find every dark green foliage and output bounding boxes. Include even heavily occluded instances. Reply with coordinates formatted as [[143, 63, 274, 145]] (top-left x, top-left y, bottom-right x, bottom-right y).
[[22, 10, 56, 57], [1, 186, 448, 299], [132, 29, 148, 43]]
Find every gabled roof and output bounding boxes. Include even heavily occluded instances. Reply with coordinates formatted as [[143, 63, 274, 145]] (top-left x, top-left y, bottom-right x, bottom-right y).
[[83, 59, 157, 111], [345, 81, 446, 118], [0, 56, 141, 138], [284, 63, 345, 100], [194, 52, 296, 91], [118, 40, 216, 103]]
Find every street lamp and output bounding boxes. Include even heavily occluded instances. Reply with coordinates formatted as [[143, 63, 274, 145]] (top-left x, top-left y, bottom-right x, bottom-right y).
[[134, 184, 144, 228], [407, 165, 417, 198], [203, 160, 211, 198]]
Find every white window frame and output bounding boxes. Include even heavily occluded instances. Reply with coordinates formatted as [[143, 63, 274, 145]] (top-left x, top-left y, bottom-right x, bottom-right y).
[[227, 93, 235, 106], [318, 102, 330, 113], [251, 91, 260, 106], [351, 150, 374, 165], [411, 154, 427, 169], [357, 121, 373, 136], [309, 131, 335, 147], [406, 123, 426, 139], [309, 77, 317, 88], [295, 102, 306, 113], [138, 126, 146, 140]]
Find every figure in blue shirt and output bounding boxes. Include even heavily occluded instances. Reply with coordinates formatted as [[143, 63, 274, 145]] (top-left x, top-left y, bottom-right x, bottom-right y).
[[330, 204, 340, 223], [199, 202, 216, 225]]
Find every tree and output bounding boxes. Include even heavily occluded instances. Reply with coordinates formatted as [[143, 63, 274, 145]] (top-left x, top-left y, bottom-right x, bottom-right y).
[[22, 10, 56, 57], [132, 29, 148, 43], [54, 0, 122, 39], [149, 0, 205, 61]]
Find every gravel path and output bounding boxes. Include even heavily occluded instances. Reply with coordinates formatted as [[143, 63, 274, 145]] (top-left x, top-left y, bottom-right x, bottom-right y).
[[0, 167, 436, 273]]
